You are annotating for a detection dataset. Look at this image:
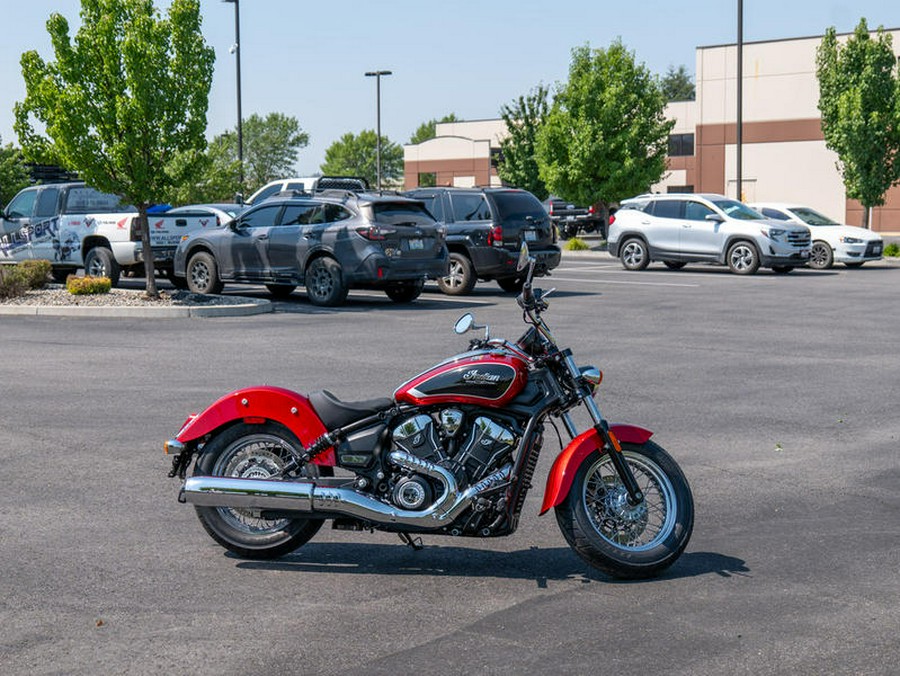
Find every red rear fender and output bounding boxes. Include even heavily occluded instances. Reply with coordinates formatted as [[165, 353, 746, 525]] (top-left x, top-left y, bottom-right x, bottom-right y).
[[175, 385, 334, 465], [539, 424, 653, 515]]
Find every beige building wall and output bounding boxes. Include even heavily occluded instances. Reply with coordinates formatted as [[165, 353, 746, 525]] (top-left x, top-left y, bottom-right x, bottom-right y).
[[403, 119, 506, 189]]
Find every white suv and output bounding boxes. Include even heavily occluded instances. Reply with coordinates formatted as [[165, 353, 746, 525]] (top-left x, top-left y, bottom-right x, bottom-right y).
[[608, 193, 811, 275]]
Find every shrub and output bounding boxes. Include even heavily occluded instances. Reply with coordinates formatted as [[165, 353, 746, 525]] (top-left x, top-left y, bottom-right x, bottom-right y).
[[563, 237, 591, 251], [17, 259, 52, 289], [67, 275, 112, 295], [884, 242, 900, 257], [0, 265, 28, 300]]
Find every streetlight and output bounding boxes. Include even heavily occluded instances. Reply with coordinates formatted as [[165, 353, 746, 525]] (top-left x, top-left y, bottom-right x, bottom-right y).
[[223, 0, 243, 202], [365, 70, 392, 190]]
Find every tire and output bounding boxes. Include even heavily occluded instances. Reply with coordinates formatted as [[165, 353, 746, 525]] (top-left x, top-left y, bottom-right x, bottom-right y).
[[496, 276, 525, 293], [193, 422, 327, 559], [663, 261, 686, 270], [726, 241, 760, 275], [84, 247, 121, 287], [620, 238, 649, 271], [771, 265, 793, 274], [437, 252, 476, 295], [265, 283, 297, 299], [809, 242, 834, 270], [305, 257, 348, 306], [844, 262, 864, 269], [555, 441, 694, 580], [384, 279, 424, 303], [186, 251, 224, 295]]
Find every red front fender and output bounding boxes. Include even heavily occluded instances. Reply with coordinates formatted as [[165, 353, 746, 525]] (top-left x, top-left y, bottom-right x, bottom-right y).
[[539, 424, 653, 515], [175, 385, 335, 465]]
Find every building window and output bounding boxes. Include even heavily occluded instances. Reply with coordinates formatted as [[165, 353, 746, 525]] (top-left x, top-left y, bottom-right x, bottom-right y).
[[667, 133, 694, 157]]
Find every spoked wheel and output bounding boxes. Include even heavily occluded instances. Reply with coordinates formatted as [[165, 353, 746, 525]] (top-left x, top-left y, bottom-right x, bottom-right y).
[[727, 241, 760, 275], [555, 441, 694, 579], [620, 238, 649, 271], [437, 252, 476, 295], [809, 242, 833, 270], [193, 422, 327, 559], [305, 257, 348, 306]]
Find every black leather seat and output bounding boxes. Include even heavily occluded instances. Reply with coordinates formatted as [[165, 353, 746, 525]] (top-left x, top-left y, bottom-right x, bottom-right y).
[[309, 390, 393, 430]]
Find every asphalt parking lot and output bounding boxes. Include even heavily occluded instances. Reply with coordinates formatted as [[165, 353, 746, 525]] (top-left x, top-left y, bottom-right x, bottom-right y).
[[1, 256, 898, 675]]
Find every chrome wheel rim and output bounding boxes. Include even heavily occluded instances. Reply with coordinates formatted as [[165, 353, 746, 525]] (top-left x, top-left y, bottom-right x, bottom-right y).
[[87, 256, 107, 277], [442, 259, 465, 290], [581, 451, 677, 551], [212, 434, 297, 536], [190, 260, 212, 292], [622, 242, 645, 268], [810, 243, 830, 269], [730, 245, 755, 271]]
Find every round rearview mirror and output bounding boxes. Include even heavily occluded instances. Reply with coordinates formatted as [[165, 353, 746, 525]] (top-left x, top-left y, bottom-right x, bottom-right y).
[[517, 243, 530, 272], [454, 313, 474, 334]]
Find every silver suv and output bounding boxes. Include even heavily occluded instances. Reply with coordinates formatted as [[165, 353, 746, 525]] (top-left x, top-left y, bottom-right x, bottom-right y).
[[608, 193, 811, 274]]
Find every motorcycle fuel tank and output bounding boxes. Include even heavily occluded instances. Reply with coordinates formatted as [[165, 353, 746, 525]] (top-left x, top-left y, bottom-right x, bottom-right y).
[[394, 351, 529, 407]]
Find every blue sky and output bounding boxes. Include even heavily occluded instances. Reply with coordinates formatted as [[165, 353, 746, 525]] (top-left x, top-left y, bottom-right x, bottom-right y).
[[1, 0, 896, 175]]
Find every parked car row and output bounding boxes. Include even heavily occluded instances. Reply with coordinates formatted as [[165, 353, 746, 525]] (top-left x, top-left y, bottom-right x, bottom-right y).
[[607, 192, 883, 275]]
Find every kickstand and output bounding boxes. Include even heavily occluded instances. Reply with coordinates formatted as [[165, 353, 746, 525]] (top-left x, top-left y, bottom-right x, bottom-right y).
[[398, 532, 424, 551]]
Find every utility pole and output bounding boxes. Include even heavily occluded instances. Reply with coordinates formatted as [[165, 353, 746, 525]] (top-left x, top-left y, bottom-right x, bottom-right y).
[[365, 70, 392, 190]]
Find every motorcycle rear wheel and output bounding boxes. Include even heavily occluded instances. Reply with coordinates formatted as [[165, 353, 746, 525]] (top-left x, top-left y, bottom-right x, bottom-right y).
[[193, 422, 327, 559], [555, 441, 693, 579]]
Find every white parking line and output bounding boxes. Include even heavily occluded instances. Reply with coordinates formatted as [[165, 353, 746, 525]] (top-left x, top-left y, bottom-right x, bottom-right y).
[[549, 276, 699, 288]]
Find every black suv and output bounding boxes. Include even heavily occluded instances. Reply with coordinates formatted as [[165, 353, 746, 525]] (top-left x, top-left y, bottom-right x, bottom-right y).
[[403, 187, 561, 294], [173, 190, 448, 306]]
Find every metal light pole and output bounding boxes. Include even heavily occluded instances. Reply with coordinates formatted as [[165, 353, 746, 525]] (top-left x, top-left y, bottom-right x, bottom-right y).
[[365, 70, 392, 190], [736, 0, 743, 201], [223, 0, 243, 202]]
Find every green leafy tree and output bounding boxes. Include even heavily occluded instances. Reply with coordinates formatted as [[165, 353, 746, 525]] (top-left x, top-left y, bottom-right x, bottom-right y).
[[816, 19, 900, 228], [15, 0, 214, 298], [660, 65, 695, 102], [536, 42, 673, 223], [498, 84, 550, 200], [0, 137, 31, 205], [408, 113, 459, 145], [320, 130, 403, 187]]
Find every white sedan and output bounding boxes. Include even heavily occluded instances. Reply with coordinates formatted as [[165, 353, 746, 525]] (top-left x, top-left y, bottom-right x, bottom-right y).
[[749, 203, 884, 269]]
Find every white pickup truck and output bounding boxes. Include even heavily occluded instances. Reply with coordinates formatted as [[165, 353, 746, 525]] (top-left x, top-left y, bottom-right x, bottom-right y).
[[0, 182, 211, 286]]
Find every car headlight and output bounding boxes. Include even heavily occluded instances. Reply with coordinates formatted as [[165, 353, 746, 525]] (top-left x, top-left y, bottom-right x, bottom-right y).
[[840, 236, 863, 244], [761, 227, 786, 241]]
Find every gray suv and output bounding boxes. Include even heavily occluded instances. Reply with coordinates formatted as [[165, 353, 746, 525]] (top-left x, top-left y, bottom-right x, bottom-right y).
[[608, 193, 811, 274], [173, 190, 448, 305]]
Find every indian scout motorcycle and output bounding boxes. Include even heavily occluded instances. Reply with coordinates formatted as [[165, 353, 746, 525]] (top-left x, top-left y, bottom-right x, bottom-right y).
[[165, 246, 694, 579]]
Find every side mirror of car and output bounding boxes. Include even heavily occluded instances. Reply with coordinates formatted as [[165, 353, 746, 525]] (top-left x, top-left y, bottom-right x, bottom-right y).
[[705, 214, 725, 223]]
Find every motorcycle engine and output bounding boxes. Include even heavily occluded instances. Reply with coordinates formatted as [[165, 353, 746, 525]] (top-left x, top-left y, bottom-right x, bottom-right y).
[[388, 409, 518, 510]]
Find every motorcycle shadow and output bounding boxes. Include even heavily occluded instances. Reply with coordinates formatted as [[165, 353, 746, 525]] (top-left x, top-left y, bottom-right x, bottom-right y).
[[233, 543, 749, 586]]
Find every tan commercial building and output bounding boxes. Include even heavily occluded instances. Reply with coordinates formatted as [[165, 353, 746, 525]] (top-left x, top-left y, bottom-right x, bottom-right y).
[[404, 29, 900, 233]]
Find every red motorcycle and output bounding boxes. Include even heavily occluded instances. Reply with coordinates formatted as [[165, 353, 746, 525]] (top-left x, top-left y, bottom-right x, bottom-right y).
[[166, 247, 693, 579]]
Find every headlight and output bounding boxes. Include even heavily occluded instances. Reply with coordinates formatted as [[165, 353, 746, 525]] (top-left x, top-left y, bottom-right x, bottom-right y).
[[840, 236, 863, 244], [761, 227, 786, 241], [580, 366, 603, 395]]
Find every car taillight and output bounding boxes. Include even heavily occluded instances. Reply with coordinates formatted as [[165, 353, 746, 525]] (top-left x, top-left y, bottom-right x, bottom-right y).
[[548, 203, 554, 216], [488, 225, 503, 247], [356, 226, 397, 241], [608, 213, 616, 226], [129, 216, 141, 242], [588, 205, 595, 215]]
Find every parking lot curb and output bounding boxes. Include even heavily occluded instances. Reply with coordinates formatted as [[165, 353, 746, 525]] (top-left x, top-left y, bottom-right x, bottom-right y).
[[0, 298, 273, 318]]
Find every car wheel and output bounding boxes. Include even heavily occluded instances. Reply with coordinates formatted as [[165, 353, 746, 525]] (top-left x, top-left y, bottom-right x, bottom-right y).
[[496, 276, 525, 293], [726, 241, 760, 275], [809, 241, 834, 270], [771, 266, 793, 274], [437, 252, 476, 295], [305, 257, 348, 306], [620, 238, 649, 271], [265, 284, 297, 299], [186, 251, 224, 295], [84, 247, 121, 287], [844, 262, 865, 269], [663, 261, 686, 270], [384, 279, 424, 303]]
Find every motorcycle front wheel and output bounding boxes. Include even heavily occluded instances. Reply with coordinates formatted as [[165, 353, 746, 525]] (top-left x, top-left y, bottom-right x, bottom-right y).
[[193, 422, 327, 559], [555, 441, 693, 579]]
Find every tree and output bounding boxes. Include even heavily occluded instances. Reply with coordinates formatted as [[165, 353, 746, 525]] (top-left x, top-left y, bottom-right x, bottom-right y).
[[171, 112, 309, 204], [0, 137, 31, 206], [15, 0, 214, 298], [320, 130, 403, 188], [497, 85, 550, 200], [660, 64, 695, 102], [816, 19, 900, 228], [408, 113, 459, 145], [536, 42, 673, 222]]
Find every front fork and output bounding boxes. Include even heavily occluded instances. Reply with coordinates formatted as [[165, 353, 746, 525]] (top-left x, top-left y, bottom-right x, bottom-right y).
[[560, 352, 645, 505]]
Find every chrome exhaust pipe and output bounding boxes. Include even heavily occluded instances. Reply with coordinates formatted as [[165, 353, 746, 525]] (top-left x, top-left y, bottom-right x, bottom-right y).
[[181, 450, 512, 529]]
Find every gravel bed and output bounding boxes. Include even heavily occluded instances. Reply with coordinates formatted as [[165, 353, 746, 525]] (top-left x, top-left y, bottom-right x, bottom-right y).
[[0, 284, 248, 307]]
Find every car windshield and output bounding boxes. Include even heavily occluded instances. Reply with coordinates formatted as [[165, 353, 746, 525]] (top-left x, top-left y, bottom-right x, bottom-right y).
[[64, 187, 135, 214], [491, 192, 546, 221], [371, 202, 436, 226], [789, 207, 839, 226], [709, 198, 764, 221]]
